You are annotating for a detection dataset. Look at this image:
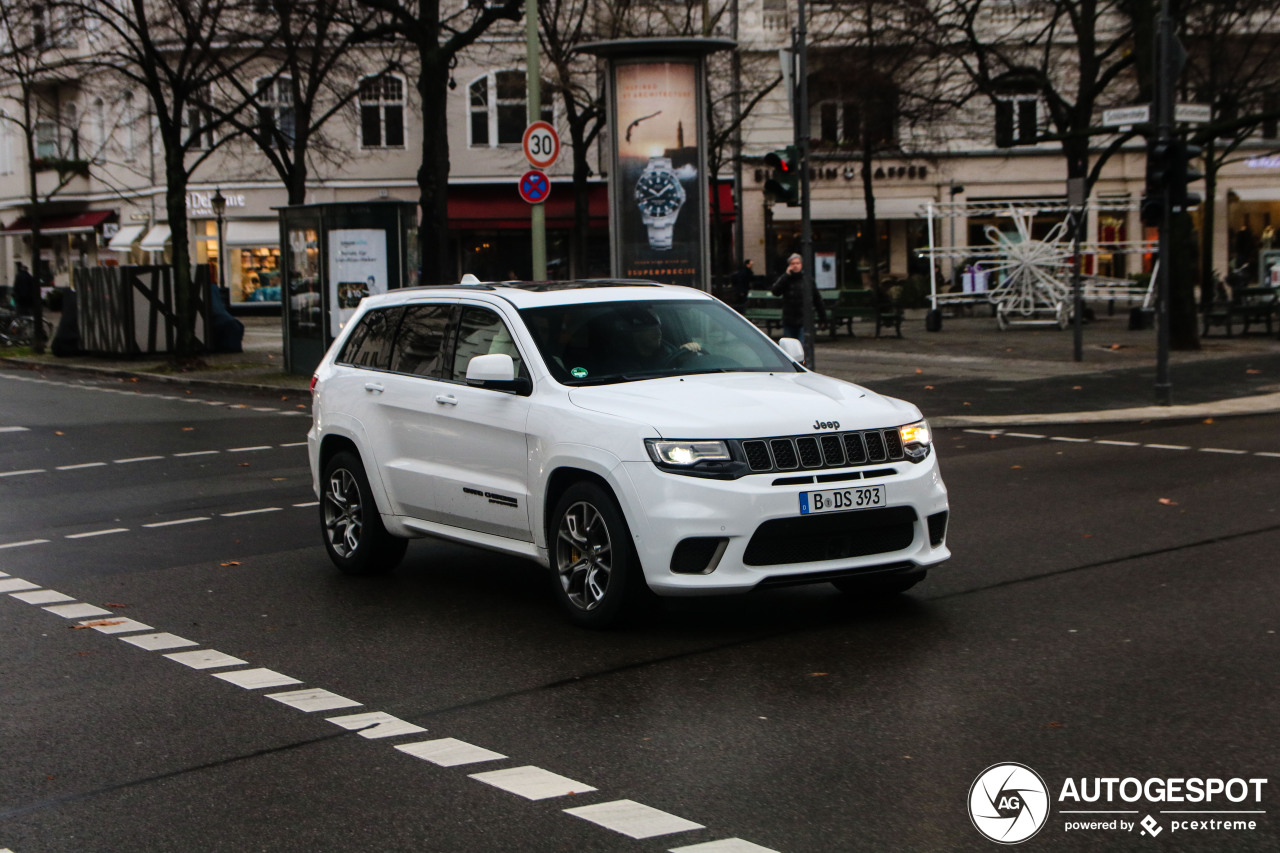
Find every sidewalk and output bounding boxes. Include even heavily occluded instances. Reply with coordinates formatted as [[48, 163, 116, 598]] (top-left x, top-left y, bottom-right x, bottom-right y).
[[3, 311, 1279, 427]]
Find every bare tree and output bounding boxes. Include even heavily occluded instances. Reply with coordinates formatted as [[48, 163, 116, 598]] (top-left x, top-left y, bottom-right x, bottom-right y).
[[351, 0, 523, 285], [75, 0, 280, 360]]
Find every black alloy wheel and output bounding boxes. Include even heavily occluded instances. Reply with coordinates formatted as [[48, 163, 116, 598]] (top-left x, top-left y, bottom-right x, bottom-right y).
[[320, 450, 407, 575]]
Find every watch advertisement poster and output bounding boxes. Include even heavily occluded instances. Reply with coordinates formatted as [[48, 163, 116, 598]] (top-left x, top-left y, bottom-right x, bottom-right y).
[[613, 60, 704, 288], [328, 228, 387, 338]]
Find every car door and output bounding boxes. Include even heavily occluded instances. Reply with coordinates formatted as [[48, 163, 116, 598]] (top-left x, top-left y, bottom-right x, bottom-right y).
[[373, 302, 533, 542]]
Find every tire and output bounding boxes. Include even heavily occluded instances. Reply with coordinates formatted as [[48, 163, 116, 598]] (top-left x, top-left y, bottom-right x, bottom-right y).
[[549, 481, 646, 628], [832, 569, 927, 597], [320, 450, 407, 575]]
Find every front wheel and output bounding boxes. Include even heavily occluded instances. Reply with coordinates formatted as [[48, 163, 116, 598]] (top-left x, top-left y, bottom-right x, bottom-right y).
[[320, 450, 407, 575], [550, 482, 645, 628]]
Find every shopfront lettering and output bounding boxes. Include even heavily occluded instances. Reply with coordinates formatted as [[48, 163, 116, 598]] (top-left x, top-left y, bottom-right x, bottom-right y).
[[186, 191, 246, 215]]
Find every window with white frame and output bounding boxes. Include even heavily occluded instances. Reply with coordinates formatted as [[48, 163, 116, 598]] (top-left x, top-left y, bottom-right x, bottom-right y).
[[185, 86, 216, 150], [468, 70, 552, 148], [256, 76, 294, 145], [35, 113, 57, 159], [993, 74, 1040, 148], [359, 75, 405, 148], [92, 98, 106, 162], [0, 112, 13, 175], [123, 90, 138, 162]]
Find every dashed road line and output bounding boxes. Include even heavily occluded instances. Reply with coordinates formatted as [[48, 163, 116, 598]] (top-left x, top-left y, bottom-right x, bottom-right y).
[[114, 455, 165, 464], [220, 507, 283, 517], [142, 517, 211, 528], [0, 539, 50, 550], [0, 469, 45, 477], [57, 462, 107, 470], [65, 528, 129, 539], [1, 575, 780, 852], [229, 445, 273, 453], [0, 425, 29, 432], [963, 429, 1277, 459], [2, 441, 308, 478], [174, 450, 220, 457]]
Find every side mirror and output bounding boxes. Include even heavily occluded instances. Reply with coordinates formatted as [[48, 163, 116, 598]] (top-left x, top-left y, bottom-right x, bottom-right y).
[[465, 353, 531, 394], [778, 337, 805, 364]]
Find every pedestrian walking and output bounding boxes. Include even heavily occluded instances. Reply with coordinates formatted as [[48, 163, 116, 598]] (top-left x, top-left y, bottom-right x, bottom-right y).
[[770, 253, 825, 341], [729, 258, 754, 308], [12, 262, 37, 317]]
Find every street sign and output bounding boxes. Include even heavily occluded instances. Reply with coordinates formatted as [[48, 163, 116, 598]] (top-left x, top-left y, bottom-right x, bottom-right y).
[[522, 121, 560, 170], [1175, 103, 1212, 124], [1102, 105, 1150, 127], [518, 169, 551, 204]]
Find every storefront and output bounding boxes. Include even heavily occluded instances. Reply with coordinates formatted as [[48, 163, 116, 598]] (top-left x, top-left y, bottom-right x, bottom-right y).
[[1227, 187, 1280, 285], [769, 197, 931, 289], [2, 210, 114, 288]]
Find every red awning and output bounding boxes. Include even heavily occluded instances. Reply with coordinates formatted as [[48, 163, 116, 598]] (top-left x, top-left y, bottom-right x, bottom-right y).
[[448, 181, 736, 230], [3, 210, 113, 236]]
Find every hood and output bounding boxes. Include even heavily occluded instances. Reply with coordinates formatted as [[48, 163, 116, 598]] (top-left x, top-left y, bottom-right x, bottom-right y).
[[568, 371, 920, 438]]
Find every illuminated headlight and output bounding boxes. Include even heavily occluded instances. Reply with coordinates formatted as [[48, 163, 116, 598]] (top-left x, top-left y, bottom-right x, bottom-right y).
[[647, 439, 731, 466], [899, 420, 932, 461]]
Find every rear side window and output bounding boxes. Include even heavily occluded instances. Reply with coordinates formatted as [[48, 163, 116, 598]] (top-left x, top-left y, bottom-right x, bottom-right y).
[[451, 307, 526, 382], [390, 304, 455, 378], [337, 307, 404, 369]]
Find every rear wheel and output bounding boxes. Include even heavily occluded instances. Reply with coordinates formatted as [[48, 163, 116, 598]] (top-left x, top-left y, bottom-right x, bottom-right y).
[[320, 450, 407, 575], [832, 570, 926, 597], [550, 482, 646, 628]]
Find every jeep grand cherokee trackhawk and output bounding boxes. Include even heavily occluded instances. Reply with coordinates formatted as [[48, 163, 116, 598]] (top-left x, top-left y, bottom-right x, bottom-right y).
[[307, 279, 949, 627]]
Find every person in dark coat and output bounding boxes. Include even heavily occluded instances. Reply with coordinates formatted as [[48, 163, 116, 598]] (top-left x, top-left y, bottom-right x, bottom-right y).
[[770, 253, 826, 341], [12, 263, 38, 317], [729, 258, 754, 307]]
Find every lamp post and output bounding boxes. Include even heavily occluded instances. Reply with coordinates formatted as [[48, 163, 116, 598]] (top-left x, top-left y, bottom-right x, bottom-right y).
[[211, 188, 227, 303]]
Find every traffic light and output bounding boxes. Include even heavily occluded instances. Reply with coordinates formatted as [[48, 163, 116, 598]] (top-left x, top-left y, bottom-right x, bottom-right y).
[[1141, 140, 1171, 227], [763, 146, 801, 207], [1170, 140, 1203, 214]]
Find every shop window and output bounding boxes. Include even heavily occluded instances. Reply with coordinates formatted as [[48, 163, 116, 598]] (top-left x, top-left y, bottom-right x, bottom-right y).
[[360, 74, 405, 149], [467, 70, 552, 148], [256, 76, 295, 145]]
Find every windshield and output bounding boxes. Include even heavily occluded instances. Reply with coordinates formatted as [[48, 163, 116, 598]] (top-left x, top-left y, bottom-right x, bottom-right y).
[[519, 299, 800, 386]]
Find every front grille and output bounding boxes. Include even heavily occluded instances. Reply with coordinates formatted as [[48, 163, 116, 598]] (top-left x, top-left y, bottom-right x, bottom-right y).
[[737, 428, 906, 475], [743, 506, 918, 566]]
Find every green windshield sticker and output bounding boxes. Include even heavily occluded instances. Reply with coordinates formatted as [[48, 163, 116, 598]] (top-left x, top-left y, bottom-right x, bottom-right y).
[[570, 367, 588, 379]]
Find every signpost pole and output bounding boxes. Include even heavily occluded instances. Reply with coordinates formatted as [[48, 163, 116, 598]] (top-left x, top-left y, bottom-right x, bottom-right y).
[[527, 0, 547, 280]]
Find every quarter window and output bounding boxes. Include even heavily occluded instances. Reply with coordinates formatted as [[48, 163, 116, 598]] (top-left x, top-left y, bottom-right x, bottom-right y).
[[339, 307, 404, 369], [360, 75, 405, 149]]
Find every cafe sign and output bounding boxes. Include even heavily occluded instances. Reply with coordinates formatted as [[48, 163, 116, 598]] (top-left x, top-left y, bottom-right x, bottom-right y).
[[186, 190, 246, 217]]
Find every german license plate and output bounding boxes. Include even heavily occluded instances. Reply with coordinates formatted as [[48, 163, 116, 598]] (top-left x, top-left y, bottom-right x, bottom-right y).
[[799, 485, 886, 515]]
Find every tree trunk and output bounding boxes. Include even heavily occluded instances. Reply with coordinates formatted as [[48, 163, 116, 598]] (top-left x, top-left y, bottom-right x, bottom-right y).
[[164, 143, 200, 360], [1199, 140, 1218, 309], [417, 48, 452, 285], [1170, 211, 1201, 350], [571, 129, 591, 279], [860, 154, 880, 293]]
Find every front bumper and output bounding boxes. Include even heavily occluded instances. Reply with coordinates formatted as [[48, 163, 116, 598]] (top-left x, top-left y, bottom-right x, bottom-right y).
[[616, 452, 950, 596]]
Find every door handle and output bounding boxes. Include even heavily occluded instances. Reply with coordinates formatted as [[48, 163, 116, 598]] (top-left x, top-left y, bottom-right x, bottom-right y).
[[435, 394, 458, 406], [364, 382, 384, 393]]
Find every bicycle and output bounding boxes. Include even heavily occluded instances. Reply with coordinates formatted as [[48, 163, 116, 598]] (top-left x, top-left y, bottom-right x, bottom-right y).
[[0, 309, 53, 348]]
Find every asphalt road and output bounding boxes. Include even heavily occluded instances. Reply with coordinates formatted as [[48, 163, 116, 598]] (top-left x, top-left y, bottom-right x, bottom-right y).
[[1, 367, 1277, 852]]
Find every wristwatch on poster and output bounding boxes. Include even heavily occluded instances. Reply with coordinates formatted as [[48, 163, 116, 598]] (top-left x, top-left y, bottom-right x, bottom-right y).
[[634, 156, 686, 250]]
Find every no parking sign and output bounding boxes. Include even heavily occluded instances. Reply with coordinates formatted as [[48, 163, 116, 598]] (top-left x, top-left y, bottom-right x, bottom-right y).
[[518, 169, 551, 205]]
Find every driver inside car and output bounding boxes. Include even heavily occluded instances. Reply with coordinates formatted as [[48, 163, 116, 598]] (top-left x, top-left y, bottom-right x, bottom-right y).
[[619, 307, 702, 366]]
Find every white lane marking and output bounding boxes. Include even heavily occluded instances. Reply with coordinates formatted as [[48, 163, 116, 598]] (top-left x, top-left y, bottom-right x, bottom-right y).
[[279, 442, 308, 448], [0, 539, 49, 550], [220, 507, 282, 517], [0, 425, 30, 432], [0, 578, 41, 593], [165, 650, 249, 670], [1094, 439, 1141, 446], [229, 445, 272, 453], [1258, 451, 1280, 458], [10, 589, 75, 604], [396, 738, 505, 767], [66, 528, 129, 539], [565, 800, 704, 840], [142, 517, 211, 528], [114, 456, 165, 464], [44, 602, 112, 619], [1143, 443, 1191, 450], [327, 711, 428, 740], [1049, 436, 1091, 443], [1004, 432, 1046, 439], [469, 766, 597, 800], [120, 632, 199, 651], [1199, 447, 1249, 455], [212, 668, 303, 689], [0, 469, 46, 477], [293, 501, 319, 508], [174, 450, 219, 457], [963, 428, 1004, 434], [670, 840, 783, 853], [265, 688, 362, 713], [982, 431, 1278, 457], [79, 617, 154, 634], [56, 462, 108, 470], [251, 407, 279, 412]]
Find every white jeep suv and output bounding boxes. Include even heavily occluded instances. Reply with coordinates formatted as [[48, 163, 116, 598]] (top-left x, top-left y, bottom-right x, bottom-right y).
[[308, 280, 949, 626]]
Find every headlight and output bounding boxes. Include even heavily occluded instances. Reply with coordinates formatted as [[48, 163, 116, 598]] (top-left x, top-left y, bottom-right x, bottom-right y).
[[646, 440, 731, 466], [899, 420, 932, 461]]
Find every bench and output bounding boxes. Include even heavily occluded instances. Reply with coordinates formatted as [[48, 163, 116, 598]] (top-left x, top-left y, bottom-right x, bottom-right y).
[[743, 289, 783, 334], [1203, 286, 1278, 337], [829, 288, 903, 338]]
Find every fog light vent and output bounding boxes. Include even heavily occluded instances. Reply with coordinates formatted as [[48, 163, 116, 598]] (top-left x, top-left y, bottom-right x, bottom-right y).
[[927, 511, 949, 547], [671, 537, 728, 574]]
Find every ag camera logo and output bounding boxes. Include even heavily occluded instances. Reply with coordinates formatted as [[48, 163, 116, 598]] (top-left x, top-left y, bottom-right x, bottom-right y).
[[969, 763, 1050, 844]]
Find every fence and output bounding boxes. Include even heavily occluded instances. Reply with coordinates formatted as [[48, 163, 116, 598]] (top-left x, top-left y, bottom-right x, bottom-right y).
[[73, 265, 211, 355]]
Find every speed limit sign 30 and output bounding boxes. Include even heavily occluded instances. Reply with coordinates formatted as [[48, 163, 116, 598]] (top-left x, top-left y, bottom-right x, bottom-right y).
[[522, 121, 560, 170]]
